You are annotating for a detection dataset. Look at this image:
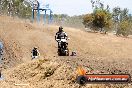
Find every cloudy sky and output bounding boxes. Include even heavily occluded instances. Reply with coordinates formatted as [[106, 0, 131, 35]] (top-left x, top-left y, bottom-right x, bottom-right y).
[[36, 0, 132, 16]]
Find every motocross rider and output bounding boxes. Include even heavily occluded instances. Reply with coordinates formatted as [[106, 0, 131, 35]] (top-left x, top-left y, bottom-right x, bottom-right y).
[[55, 26, 68, 49], [0, 42, 3, 64], [0, 42, 3, 78], [31, 47, 40, 59]]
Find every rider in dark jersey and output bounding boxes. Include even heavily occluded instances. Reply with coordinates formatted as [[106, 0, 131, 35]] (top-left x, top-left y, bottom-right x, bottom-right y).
[[55, 26, 68, 49]]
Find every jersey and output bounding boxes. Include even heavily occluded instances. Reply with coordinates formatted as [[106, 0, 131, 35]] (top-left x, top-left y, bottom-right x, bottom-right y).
[[55, 31, 68, 41], [32, 49, 39, 56]]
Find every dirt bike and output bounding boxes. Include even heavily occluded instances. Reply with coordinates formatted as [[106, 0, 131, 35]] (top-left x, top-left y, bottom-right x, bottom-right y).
[[57, 38, 70, 56]]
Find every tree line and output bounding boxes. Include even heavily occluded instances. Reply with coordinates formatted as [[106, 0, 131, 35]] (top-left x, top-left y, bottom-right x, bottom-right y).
[[83, 0, 132, 37], [0, 0, 131, 36], [52, 14, 84, 29], [0, 0, 32, 19]]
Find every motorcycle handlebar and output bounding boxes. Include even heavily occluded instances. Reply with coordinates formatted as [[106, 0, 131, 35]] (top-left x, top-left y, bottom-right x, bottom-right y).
[[56, 38, 70, 42]]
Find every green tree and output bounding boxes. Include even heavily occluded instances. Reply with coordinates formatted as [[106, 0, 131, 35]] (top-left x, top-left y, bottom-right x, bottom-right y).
[[114, 8, 132, 37], [83, 14, 94, 28], [112, 7, 121, 22], [0, 0, 8, 14], [116, 20, 131, 37], [0, 0, 31, 18], [83, 0, 112, 33]]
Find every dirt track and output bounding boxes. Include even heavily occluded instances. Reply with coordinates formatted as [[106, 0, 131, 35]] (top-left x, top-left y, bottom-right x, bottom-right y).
[[0, 16, 132, 88]]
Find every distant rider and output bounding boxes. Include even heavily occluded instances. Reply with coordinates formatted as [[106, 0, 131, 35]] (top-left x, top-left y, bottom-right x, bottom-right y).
[[31, 47, 40, 59], [0, 42, 3, 64], [55, 26, 68, 49], [0, 42, 3, 78]]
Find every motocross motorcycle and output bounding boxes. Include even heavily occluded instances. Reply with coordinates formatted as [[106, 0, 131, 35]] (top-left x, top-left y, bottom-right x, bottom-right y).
[[57, 38, 69, 56]]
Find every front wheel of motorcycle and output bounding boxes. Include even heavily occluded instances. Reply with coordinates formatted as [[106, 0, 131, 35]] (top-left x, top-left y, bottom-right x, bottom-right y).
[[66, 49, 69, 56], [58, 49, 62, 56]]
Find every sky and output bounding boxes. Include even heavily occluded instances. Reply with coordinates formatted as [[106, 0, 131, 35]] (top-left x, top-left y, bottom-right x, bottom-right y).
[[36, 0, 132, 16]]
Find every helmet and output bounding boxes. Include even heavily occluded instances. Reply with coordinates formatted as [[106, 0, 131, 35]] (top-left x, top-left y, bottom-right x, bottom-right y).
[[59, 26, 63, 32], [34, 47, 37, 49]]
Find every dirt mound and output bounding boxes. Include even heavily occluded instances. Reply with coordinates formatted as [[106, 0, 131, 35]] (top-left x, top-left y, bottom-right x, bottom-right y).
[[0, 16, 132, 88], [1, 58, 70, 88], [0, 58, 108, 88]]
